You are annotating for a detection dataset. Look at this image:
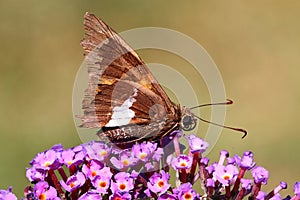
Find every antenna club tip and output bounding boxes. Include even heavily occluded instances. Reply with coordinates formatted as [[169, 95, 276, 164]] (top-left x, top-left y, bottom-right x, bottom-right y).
[[226, 99, 234, 105], [241, 130, 248, 139]]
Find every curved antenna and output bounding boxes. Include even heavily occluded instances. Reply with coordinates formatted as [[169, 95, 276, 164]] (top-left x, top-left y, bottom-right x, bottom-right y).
[[192, 114, 247, 139], [190, 99, 233, 110]]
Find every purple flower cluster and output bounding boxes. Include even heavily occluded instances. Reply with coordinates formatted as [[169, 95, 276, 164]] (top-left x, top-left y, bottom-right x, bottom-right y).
[[0, 187, 18, 200], [1, 132, 300, 200], [22, 141, 168, 199]]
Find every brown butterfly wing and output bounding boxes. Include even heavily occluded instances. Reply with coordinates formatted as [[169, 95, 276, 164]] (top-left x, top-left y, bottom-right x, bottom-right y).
[[79, 13, 180, 143]]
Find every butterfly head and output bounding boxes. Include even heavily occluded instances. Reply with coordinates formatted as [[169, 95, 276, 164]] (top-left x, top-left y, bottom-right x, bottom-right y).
[[181, 107, 197, 131]]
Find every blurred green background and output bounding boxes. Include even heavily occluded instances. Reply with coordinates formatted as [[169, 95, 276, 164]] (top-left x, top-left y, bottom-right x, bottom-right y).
[[1, 0, 300, 198]]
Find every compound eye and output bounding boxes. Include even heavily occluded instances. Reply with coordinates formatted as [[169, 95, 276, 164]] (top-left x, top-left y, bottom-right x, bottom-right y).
[[182, 115, 197, 131], [183, 115, 192, 125]]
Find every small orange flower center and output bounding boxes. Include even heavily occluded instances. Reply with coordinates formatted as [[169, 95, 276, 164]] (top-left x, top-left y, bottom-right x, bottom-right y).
[[91, 171, 97, 177], [70, 182, 75, 188], [183, 192, 192, 200], [139, 153, 147, 159], [44, 162, 51, 167], [119, 183, 126, 190], [180, 162, 187, 167], [100, 151, 107, 156], [157, 180, 165, 188], [122, 159, 129, 166], [99, 181, 107, 188], [223, 174, 231, 180], [38, 193, 46, 200]]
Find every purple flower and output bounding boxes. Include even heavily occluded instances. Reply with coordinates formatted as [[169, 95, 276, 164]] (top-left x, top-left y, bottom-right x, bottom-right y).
[[158, 193, 177, 200], [130, 170, 139, 179], [147, 170, 171, 194], [50, 144, 64, 152], [218, 150, 229, 165], [99, 166, 113, 178], [171, 130, 183, 138], [110, 149, 138, 169], [145, 162, 155, 170], [92, 175, 110, 194], [213, 164, 238, 186], [132, 142, 164, 162], [78, 191, 102, 200], [294, 182, 300, 196], [61, 148, 85, 167], [110, 172, 134, 193], [132, 142, 155, 162], [187, 134, 209, 153], [31, 150, 57, 170], [82, 160, 107, 181], [60, 172, 86, 192], [235, 151, 256, 170], [144, 188, 151, 198], [73, 144, 86, 154], [205, 163, 216, 174], [272, 181, 288, 195], [0, 187, 17, 200], [252, 166, 269, 184], [227, 157, 236, 165], [171, 155, 193, 170], [153, 147, 164, 161], [26, 167, 46, 182], [200, 157, 209, 165], [256, 191, 267, 200], [84, 141, 111, 161], [174, 182, 199, 200], [34, 181, 59, 200], [109, 192, 131, 200], [206, 178, 215, 187], [241, 178, 253, 190]]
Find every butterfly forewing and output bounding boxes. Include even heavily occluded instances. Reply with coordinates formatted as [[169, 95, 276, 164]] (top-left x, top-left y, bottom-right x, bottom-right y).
[[79, 13, 181, 144]]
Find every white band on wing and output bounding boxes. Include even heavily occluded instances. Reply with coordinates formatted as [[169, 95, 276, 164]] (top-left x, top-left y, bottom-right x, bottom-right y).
[[105, 88, 138, 127]]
